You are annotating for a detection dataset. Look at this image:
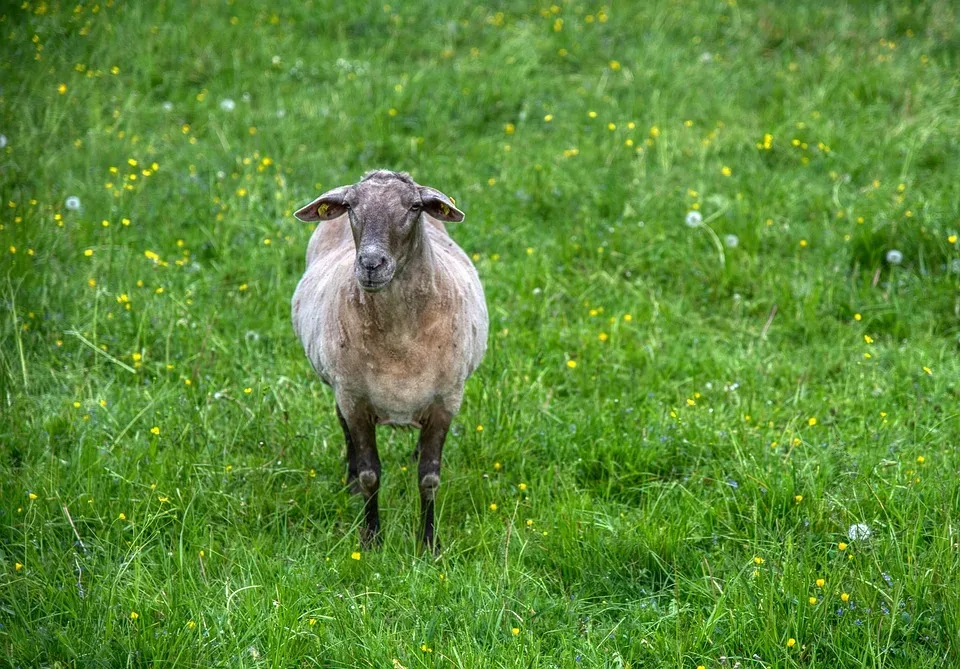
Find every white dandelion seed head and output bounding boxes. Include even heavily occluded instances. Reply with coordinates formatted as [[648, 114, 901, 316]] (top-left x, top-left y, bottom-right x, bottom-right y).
[[885, 249, 903, 265], [685, 211, 703, 227], [847, 523, 871, 541], [0, 134, 7, 149], [220, 98, 236, 112], [724, 234, 739, 248], [276, 109, 286, 119], [162, 101, 174, 112], [65, 196, 82, 211]]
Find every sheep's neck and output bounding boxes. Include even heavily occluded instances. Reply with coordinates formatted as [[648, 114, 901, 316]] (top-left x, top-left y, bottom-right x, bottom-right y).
[[354, 224, 437, 336]]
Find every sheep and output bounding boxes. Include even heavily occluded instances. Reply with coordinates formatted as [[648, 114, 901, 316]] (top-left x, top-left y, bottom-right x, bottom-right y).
[[291, 170, 488, 550]]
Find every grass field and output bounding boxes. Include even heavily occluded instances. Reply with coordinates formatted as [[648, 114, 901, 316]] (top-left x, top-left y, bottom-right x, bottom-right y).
[[2, 0, 960, 666]]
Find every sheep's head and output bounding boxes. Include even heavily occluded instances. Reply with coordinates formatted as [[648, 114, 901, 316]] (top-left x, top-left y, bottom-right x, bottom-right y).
[[295, 170, 464, 292]]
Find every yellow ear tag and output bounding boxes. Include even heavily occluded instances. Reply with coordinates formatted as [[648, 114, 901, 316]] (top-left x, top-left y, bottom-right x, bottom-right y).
[[441, 203, 450, 216], [317, 203, 329, 216]]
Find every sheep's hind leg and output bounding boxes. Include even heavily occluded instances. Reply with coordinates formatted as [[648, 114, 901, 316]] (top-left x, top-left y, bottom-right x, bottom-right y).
[[417, 406, 452, 554], [344, 406, 381, 547], [336, 405, 361, 494]]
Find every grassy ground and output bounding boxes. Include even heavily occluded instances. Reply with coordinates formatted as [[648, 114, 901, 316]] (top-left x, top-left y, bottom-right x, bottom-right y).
[[2, 0, 960, 666]]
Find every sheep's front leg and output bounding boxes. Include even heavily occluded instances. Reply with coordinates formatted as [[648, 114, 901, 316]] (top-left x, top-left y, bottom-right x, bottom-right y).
[[341, 405, 381, 547], [417, 406, 452, 553]]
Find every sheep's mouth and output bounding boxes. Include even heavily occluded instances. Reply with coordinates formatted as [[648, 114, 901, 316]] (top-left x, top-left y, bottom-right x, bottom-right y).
[[358, 276, 391, 292]]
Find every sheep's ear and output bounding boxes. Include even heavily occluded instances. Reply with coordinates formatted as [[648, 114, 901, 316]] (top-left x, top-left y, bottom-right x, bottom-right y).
[[294, 185, 351, 222], [419, 186, 464, 223]]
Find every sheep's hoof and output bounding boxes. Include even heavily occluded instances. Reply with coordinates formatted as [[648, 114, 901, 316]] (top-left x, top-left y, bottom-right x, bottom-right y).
[[420, 536, 441, 556], [360, 527, 382, 549]]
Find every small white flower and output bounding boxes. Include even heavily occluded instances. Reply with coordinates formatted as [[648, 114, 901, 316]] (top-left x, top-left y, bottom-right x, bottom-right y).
[[885, 249, 903, 265], [271, 55, 281, 65], [848, 523, 871, 541], [724, 234, 739, 248], [685, 211, 703, 227], [241, 92, 251, 103], [276, 109, 286, 119], [65, 196, 82, 211], [0, 134, 7, 149], [220, 98, 236, 112], [162, 101, 174, 112]]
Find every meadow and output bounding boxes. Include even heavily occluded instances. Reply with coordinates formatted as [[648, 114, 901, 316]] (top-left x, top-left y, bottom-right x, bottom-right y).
[[2, 0, 960, 666]]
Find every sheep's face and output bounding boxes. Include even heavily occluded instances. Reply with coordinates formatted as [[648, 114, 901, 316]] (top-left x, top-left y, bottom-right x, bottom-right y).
[[294, 171, 464, 293]]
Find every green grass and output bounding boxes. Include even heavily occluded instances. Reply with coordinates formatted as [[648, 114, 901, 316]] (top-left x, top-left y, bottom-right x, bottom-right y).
[[2, 0, 960, 666]]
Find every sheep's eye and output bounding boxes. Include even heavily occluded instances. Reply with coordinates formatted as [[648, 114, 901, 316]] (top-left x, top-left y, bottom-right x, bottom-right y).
[[410, 203, 422, 213]]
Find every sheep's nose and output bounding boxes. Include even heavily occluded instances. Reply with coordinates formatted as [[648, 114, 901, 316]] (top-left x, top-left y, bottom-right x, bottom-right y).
[[359, 251, 387, 271]]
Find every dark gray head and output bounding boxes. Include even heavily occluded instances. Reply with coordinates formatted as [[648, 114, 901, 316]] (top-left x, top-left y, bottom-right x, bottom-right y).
[[294, 170, 464, 292]]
